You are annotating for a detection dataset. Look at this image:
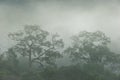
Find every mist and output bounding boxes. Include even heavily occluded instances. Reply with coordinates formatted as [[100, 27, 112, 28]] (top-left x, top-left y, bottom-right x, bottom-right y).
[[0, 0, 120, 52], [1, 1, 120, 80]]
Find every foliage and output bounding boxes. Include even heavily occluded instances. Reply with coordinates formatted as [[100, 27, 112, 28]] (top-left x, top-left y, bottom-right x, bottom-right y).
[[8, 25, 64, 69], [66, 31, 117, 65], [0, 27, 120, 80]]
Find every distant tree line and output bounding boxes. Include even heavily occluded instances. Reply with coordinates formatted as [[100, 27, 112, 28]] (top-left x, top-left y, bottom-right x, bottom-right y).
[[0, 25, 120, 80]]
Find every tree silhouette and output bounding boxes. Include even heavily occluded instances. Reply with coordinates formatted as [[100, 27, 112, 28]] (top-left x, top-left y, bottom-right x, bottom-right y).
[[8, 25, 64, 70], [66, 31, 117, 65]]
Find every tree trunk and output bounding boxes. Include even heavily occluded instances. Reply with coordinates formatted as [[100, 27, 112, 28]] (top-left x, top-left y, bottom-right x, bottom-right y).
[[29, 51, 32, 71]]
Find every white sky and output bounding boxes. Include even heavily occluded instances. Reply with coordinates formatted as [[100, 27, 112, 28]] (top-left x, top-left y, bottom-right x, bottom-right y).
[[0, 0, 120, 52]]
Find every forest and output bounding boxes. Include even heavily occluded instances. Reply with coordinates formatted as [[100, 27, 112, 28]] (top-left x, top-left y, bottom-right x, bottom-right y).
[[0, 25, 120, 80]]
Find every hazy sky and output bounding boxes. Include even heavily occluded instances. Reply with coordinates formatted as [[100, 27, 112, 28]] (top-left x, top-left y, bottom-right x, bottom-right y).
[[0, 0, 120, 52]]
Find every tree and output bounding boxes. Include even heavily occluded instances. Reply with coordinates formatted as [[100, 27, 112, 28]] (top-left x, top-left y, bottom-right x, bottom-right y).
[[5, 48, 20, 75], [66, 31, 116, 65], [64, 31, 120, 80], [8, 25, 64, 70]]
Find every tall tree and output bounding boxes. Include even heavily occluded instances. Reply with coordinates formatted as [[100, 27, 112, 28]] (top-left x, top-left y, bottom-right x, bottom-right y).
[[8, 25, 64, 69], [66, 31, 117, 65]]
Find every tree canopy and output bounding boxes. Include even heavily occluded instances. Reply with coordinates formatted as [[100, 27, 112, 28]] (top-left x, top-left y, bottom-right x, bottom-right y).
[[0, 26, 120, 80], [8, 25, 64, 69]]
